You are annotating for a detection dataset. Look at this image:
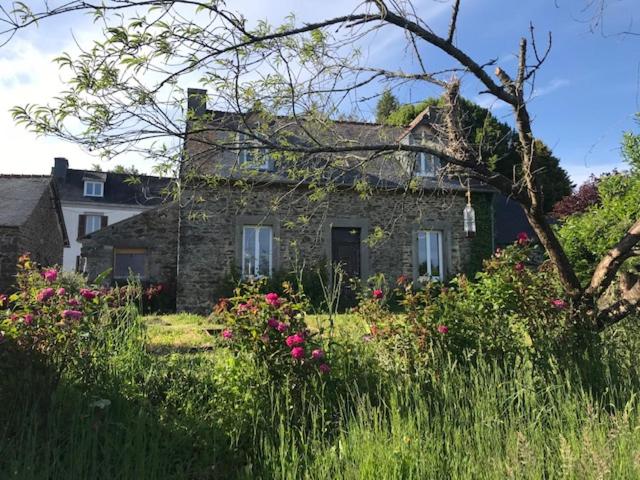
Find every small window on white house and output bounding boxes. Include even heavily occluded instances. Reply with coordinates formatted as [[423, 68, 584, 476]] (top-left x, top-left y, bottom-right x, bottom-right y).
[[84, 181, 104, 197], [416, 152, 441, 178], [114, 248, 147, 279], [85, 215, 104, 235], [417, 230, 444, 281], [242, 226, 273, 277], [238, 132, 272, 171]]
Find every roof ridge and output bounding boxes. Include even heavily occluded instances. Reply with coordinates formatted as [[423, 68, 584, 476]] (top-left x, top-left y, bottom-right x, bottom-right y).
[[0, 174, 51, 179]]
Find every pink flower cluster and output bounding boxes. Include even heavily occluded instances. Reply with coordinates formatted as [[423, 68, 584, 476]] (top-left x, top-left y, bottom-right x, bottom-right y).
[[517, 232, 530, 246], [36, 288, 55, 302], [80, 288, 98, 300], [62, 310, 83, 320], [265, 292, 283, 307], [372, 289, 383, 300], [551, 299, 567, 310], [42, 268, 58, 283], [0, 293, 6, 308]]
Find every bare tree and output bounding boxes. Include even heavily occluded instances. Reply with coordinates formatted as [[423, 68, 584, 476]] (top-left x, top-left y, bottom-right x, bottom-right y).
[[2, 0, 639, 330]]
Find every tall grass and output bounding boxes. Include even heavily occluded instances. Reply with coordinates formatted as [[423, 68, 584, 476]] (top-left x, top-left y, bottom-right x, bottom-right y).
[[3, 303, 640, 479]]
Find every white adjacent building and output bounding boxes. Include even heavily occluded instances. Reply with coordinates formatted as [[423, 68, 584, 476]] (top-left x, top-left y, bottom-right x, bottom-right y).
[[51, 158, 172, 272]]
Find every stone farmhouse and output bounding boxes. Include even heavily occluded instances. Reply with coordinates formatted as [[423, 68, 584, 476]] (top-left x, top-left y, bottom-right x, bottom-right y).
[[81, 89, 498, 313], [0, 175, 68, 291]]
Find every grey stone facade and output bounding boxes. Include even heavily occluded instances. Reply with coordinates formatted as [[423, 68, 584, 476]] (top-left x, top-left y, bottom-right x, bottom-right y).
[[177, 182, 490, 313], [0, 176, 67, 292], [81, 204, 178, 287]]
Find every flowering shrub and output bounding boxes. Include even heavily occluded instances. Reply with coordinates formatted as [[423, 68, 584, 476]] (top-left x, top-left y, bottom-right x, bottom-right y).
[[211, 281, 330, 381], [356, 236, 577, 367], [0, 254, 134, 385]]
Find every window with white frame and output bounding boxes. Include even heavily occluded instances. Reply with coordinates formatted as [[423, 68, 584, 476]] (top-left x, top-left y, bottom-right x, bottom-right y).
[[85, 214, 104, 235], [84, 181, 104, 197], [417, 230, 444, 281], [242, 226, 273, 277], [238, 132, 272, 170], [416, 152, 440, 177]]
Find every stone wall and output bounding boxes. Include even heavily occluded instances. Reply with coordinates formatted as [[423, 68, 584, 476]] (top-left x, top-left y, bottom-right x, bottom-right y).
[[81, 203, 178, 287], [0, 226, 19, 292], [20, 183, 66, 269], [177, 182, 493, 313]]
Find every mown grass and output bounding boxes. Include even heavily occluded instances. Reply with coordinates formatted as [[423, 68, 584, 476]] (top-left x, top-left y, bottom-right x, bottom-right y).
[[4, 308, 640, 479]]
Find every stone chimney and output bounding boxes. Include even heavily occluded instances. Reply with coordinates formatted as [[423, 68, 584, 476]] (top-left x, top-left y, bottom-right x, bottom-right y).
[[52, 157, 69, 183], [187, 88, 207, 118]]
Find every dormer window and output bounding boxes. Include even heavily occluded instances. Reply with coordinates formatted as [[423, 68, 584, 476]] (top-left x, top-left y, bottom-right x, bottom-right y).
[[416, 152, 441, 178], [84, 181, 104, 197], [238, 132, 273, 171]]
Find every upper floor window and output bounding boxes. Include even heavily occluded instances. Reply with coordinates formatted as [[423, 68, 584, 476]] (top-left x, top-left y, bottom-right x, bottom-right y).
[[84, 181, 104, 197], [238, 132, 273, 171], [85, 214, 104, 235], [416, 152, 440, 178], [417, 230, 443, 281], [242, 225, 272, 278]]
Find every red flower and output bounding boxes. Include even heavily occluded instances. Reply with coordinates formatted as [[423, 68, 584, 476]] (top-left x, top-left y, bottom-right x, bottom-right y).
[[265, 292, 282, 307], [221, 329, 233, 339], [291, 346, 305, 360], [276, 322, 289, 333], [437, 325, 449, 334], [80, 288, 97, 300], [372, 289, 383, 300], [62, 310, 83, 320], [318, 363, 331, 374], [517, 232, 530, 246], [0, 294, 6, 308], [285, 333, 304, 347], [42, 268, 58, 283], [36, 288, 55, 302], [515, 262, 525, 272], [23, 314, 34, 326], [311, 348, 325, 360], [551, 299, 567, 310], [267, 317, 279, 328]]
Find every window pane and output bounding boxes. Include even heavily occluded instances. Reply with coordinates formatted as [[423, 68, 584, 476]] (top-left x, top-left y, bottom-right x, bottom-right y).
[[114, 252, 146, 278], [258, 227, 272, 276], [429, 232, 441, 278], [243, 227, 256, 276], [85, 215, 101, 234], [417, 231, 428, 276]]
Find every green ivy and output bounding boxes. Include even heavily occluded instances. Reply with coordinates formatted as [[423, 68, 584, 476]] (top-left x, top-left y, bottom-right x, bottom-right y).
[[466, 192, 494, 277]]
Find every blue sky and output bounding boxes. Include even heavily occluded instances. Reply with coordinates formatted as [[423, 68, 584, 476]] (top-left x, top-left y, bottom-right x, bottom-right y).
[[0, 0, 638, 185]]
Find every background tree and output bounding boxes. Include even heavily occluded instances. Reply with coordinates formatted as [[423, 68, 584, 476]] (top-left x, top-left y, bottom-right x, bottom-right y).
[[552, 175, 601, 219], [375, 88, 399, 123], [2, 0, 639, 330]]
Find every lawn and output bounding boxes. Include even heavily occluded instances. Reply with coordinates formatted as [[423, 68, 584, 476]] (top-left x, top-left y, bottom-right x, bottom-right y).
[[144, 312, 369, 353]]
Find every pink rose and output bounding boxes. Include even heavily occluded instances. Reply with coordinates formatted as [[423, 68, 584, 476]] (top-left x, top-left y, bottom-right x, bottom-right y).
[[68, 298, 80, 307], [36, 288, 55, 302], [551, 299, 567, 310], [23, 314, 34, 326], [42, 268, 58, 283], [437, 325, 449, 334], [265, 292, 282, 307], [267, 317, 279, 328], [291, 346, 305, 360], [311, 349, 325, 360], [221, 329, 233, 339], [80, 288, 97, 300], [276, 322, 289, 333], [517, 232, 529, 246], [57, 287, 66, 296], [285, 333, 304, 347], [515, 262, 525, 272], [372, 289, 383, 300], [62, 310, 83, 320], [318, 363, 331, 374]]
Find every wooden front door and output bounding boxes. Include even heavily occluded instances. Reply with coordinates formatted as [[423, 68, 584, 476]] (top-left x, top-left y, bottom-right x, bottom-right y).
[[331, 227, 361, 308]]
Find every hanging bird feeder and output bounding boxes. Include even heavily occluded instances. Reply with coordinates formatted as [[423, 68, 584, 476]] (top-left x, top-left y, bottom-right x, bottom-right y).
[[463, 180, 476, 238]]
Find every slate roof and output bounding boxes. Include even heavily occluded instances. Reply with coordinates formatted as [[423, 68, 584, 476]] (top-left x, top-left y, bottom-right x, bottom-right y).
[[0, 175, 53, 227], [56, 169, 173, 206]]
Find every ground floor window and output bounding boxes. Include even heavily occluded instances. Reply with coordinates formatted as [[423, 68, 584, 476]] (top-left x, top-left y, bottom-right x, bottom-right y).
[[417, 230, 443, 281], [242, 226, 272, 277], [114, 248, 147, 279]]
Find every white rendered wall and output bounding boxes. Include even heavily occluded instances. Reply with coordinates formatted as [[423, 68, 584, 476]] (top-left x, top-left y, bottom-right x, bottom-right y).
[[61, 202, 147, 271]]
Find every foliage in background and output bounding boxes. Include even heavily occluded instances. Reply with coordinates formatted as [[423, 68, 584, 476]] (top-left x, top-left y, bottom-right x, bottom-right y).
[[379, 94, 573, 212], [556, 124, 640, 283], [552, 174, 601, 219]]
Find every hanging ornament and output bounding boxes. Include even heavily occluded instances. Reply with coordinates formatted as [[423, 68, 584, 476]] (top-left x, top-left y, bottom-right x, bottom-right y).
[[463, 179, 476, 238]]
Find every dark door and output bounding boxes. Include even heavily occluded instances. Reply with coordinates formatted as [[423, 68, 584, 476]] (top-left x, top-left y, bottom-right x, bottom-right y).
[[331, 227, 361, 308]]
